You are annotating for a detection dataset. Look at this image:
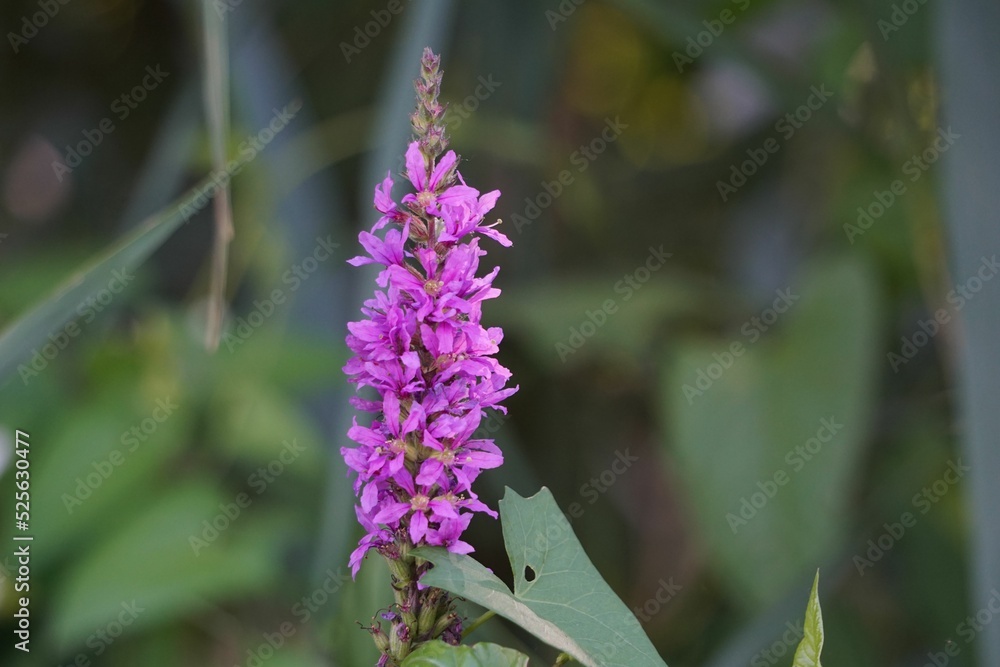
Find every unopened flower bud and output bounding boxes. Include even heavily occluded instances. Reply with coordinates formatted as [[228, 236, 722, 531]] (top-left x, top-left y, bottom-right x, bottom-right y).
[[369, 624, 390, 653], [389, 622, 411, 659], [433, 612, 462, 643], [417, 600, 439, 637], [386, 556, 411, 584]]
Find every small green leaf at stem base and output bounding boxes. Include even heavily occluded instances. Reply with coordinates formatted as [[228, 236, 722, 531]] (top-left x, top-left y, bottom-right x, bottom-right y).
[[401, 640, 530, 666], [791, 570, 824, 667]]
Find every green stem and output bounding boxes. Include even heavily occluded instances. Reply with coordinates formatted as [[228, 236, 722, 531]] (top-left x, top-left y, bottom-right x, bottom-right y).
[[552, 653, 573, 666], [462, 610, 496, 638]]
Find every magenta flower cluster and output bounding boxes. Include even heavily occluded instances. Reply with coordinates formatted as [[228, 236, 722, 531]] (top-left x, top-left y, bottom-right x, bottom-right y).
[[343, 141, 517, 577]]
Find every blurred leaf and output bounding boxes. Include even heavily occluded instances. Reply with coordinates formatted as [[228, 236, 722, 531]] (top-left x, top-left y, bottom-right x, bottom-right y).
[[212, 329, 344, 393], [493, 275, 717, 370], [49, 480, 275, 651], [415, 487, 667, 667], [209, 379, 323, 464], [0, 246, 96, 316], [28, 387, 190, 571], [791, 572, 824, 667], [663, 256, 881, 608], [402, 641, 530, 667], [0, 175, 222, 386]]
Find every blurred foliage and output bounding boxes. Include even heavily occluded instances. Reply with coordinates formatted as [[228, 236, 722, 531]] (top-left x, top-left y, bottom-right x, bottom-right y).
[[0, 0, 988, 665]]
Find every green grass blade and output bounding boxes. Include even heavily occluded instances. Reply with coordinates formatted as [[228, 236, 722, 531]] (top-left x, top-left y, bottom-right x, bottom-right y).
[[0, 175, 217, 385]]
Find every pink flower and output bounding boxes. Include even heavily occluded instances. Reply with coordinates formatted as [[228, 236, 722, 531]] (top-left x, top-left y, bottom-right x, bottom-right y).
[[342, 139, 517, 577]]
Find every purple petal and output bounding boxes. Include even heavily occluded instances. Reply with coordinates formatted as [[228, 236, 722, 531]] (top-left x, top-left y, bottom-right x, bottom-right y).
[[416, 458, 444, 486], [360, 482, 379, 512], [405, 142, 427, 191], [373, 501, 410, 525], [374, 172, 396, 213], [429, 150, 458, 190], [446, 540, 475, 555], [410, 511, 429, 543]]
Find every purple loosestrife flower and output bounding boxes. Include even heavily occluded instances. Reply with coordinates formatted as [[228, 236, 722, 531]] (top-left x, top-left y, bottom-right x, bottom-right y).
[[343, 146, 515, 568], [341, 47, 516, 664]]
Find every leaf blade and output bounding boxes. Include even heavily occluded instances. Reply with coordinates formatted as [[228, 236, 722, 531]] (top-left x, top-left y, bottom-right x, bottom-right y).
[[402, 640, 530, 667], [791, 571, 824, 667], [663, 256, 880, 608], [415, 487, 667, 667]]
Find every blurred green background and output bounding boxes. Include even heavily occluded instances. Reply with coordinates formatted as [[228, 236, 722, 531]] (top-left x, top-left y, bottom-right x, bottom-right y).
[[1, 0, 998, 665]]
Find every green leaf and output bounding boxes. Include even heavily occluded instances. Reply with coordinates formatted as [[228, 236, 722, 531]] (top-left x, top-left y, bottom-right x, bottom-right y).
[[491, 276, 714, 370], [414, 487, 667, 667], [48, 480, 275, 651], [791, 572, 824, 667], [663, 256, 881, 608], [402, 641, 530, 667]]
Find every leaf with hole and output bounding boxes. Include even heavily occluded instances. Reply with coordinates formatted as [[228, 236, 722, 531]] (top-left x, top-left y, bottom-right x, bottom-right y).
[[413, 487, 667, 667]]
